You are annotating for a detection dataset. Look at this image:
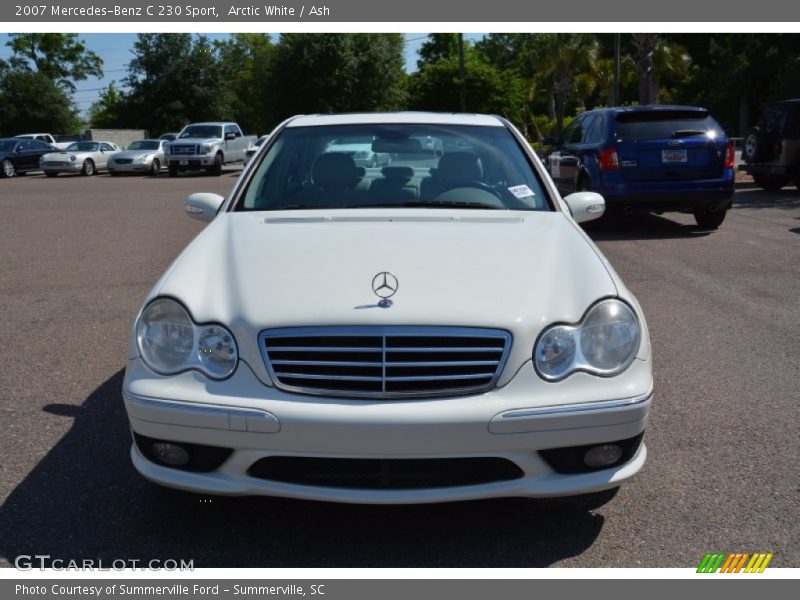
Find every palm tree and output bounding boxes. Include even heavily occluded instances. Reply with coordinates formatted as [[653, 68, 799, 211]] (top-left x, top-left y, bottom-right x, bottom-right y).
[[631, 34, 691, 105], [529, 34, 599, 136]]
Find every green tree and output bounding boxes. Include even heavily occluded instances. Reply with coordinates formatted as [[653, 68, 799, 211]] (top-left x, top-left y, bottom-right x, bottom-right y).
[[6, 33, 103, 92], [417, 33, 461, 67], [216, 34, 275, 135], [268, 34, 406, 120], [528, 34, 599, 136], [88, 82, 124, 128], [0, 70, 79, 134], [631, 34, 691, 105], [122, 33, 234, 134]]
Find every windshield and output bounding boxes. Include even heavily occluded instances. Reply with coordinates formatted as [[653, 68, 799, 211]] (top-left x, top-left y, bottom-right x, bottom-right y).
[[238, 124, 549, 211], [0, 140, 18, 152], [179, 125, 222, 139], [66, 142, 99, 152], [615, 111, 724, 141], [127, 140, 160, 150]]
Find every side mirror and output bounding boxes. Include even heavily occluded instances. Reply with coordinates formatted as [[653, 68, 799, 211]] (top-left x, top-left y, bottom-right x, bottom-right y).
[[563, 191, 605, 223], [185, 192, 224, 222], [225, 132, 236, 141]]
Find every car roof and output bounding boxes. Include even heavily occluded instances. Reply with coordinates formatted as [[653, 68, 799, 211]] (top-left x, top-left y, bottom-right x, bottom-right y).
[[592, 105, 708, 115], [286, 112, 506, 128]]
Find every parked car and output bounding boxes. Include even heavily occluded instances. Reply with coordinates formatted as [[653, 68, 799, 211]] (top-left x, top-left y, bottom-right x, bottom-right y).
[[0, 138, 58, 177], [108, 139, 167, 176], [40, 141, 120, 176], [542, 105, 735, 228], [14, 133, 71, 150], [244, 135, 268, 166], [123, 112, 653, 503], [164, 122, 256, 176], [325, 135, 391, 168], [159, 132, 180, 142], [740, 98, 800, 191]]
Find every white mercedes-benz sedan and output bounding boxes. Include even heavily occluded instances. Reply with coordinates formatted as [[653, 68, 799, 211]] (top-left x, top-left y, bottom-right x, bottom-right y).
[[123, 112, 653, 503]]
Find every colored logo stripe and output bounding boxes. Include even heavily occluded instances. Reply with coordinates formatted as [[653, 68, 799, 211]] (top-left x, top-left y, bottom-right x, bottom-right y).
[[697, 552, 773, 573]]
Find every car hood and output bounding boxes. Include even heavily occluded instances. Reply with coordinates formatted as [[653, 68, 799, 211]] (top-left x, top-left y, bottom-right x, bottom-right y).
[[42, 150, 94, 160], [170, 138, 220, 145], [151, 209, 620, 381], [113, 150, 160, 159]]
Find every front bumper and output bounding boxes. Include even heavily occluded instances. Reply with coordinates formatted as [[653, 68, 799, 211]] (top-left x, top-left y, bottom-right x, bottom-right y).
[[167, 156, 216, 169], [108, 161, 152, 173], [123, 355, 652, 503], [41, 162, 84, 174]]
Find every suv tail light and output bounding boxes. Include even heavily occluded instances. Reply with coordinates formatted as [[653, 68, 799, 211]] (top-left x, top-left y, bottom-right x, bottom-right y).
[[599, 146, 619, 171], [724, 141, 735, 168]]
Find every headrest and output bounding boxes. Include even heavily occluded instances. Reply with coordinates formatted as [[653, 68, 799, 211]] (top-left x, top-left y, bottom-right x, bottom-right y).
[[381, 166, 415, 181], [312, 152, 361, 190], [434, 152, 484, 182]]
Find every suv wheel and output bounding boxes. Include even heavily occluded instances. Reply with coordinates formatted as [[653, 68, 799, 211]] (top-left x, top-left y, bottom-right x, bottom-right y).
[[743, 126, 773, 163], [752, 173, 786, 191], [694, 206, 727, 229]]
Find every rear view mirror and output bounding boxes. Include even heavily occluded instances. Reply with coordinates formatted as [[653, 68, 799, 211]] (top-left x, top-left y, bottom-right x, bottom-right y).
[[563, 192, 606, 223], [185, 192, 225, 222]]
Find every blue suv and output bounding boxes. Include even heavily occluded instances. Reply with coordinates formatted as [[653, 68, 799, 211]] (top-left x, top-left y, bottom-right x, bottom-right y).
[[542, 106, 735, 228]]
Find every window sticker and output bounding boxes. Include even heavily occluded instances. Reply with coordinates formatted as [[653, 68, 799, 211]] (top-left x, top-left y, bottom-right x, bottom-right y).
[[508, 184, 536, 199]]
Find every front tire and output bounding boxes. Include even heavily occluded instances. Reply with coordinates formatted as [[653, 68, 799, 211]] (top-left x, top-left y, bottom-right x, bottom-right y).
[[206, 153, 223, 176], [1, 158, 15, 178], [149, 159, 160, 177], [81, 159, 95, 176], [694, 207, 727, 229], [168, 164, 178, 177]]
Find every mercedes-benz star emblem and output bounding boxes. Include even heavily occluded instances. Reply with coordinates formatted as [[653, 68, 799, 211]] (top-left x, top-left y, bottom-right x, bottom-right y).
[[371, 272, 398, 307]]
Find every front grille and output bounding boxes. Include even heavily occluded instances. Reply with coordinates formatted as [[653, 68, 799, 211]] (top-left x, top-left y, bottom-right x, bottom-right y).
[[248, 456, 524, 489], [114, 158, 133, 164], [260, 326, 512, 398], [170, 144, 197, 155], [43, 161, 69, 167]]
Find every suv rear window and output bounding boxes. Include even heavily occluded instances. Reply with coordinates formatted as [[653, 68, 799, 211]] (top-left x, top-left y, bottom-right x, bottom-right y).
[[614, 110, 724, 141]]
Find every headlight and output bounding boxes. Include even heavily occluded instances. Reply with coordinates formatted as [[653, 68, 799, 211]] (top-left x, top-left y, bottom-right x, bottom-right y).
[[534, 299, 639, 381], [138, 154, 153, 162], [136, 298, 238, 379], [201, 144, 217, 153]]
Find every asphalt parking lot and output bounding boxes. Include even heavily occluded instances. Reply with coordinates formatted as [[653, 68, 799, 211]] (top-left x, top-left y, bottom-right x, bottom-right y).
[[0, 170, 798, 568]]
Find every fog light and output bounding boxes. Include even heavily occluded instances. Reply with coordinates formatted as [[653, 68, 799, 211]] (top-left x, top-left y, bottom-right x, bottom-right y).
[[152, 442, 190, 466], [583, 444, 623, 468]]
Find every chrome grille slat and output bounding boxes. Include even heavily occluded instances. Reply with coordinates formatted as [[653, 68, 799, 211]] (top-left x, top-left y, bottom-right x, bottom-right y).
[[260, 326, 512, 399]]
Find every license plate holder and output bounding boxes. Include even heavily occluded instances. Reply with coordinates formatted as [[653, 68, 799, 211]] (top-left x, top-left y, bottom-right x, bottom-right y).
[[661, 149, 687, 163]]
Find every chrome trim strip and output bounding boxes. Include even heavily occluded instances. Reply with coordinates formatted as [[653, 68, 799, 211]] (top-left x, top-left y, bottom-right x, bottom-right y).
[[126, 392, 271, 419], [501, 391, 652, 419], [259, 325, 513, 399]]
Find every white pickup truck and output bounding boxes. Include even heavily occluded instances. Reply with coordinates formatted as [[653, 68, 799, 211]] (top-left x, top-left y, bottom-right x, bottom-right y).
[[165, 122, 256, 176], [14, 133, 72, 150]]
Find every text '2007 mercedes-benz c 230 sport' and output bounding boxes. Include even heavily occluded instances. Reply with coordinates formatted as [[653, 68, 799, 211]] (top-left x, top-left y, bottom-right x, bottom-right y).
[[123, 112, 653, 503]]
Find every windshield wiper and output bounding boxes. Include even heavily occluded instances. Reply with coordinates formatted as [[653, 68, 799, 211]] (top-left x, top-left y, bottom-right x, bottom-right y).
[[400, 200, 505, 210]]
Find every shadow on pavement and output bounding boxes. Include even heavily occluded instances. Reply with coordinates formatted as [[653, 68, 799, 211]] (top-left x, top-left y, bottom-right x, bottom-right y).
[[583, 213, 712, 241], [0, 370, 610, 568], [733, 188, 800, 209]]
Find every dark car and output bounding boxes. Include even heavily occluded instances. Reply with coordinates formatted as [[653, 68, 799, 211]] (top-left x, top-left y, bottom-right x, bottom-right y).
[[0, 138, 58, 178], [740, 99, 800, 191], [543, 105, 735, 228]]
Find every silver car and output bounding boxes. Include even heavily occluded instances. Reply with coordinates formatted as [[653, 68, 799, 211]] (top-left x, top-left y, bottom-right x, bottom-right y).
[[40, 141, 120, 177], [108, 139, 167, 176]]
